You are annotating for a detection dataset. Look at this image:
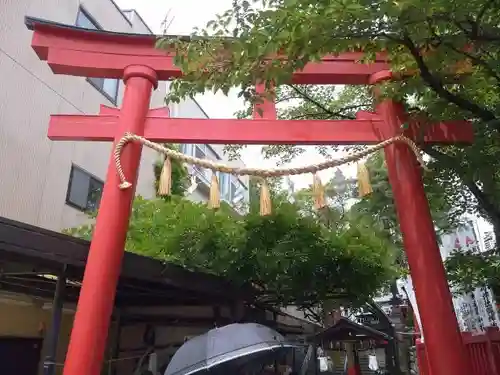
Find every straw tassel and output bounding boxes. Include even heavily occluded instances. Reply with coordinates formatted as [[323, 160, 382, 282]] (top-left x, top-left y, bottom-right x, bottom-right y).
[[259, 180, 272, 216], [157, 157, 172, 196], [357, 162, 373, 198], [208, 172, 220, 210], [312, 173, 327, 210]]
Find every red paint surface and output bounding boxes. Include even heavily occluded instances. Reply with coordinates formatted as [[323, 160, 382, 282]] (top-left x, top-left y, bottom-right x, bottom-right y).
[[418, 328, 500, 375], [253, 83, 277, 120], [48, 115, 473, 145], [61, 66, 158, 375], [376, 100, 471, 375], [30, 21, 389, 85]]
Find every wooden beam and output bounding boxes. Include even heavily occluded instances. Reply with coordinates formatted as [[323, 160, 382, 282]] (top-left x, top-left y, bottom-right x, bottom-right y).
[[120, 313, 227, 327], [48, 114, 473, 145], [114, 298, 224, 307], [0, 276, 79, 302], [27, 17, 472, 85], [45, 48, 389, 85]]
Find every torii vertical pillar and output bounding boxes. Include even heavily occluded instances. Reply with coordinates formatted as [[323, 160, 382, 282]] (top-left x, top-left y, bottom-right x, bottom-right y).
[[373, 88, 471, 374], [62, 65, 158, 375]]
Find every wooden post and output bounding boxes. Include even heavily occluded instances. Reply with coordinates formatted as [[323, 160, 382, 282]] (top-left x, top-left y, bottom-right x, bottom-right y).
[[43, 269, 66, 375]]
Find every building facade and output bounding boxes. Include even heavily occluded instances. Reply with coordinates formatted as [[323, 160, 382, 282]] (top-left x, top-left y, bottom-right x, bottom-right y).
[[439, 221, 500, 332], [0, 0, 248, 234], [170, 100, 250, 212], [404, 220, 500, 336], [0, 0, 164, 232], [483, 230, 496, 252]]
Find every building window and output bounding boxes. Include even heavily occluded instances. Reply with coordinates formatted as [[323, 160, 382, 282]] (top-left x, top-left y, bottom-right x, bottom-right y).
[[75, 7, 120, 104], [180, 144, 247, 205], [219, 172, 230, 199], [229, 176, 247, 205], [187, 144, 220, 183], [66, 165, 104, 212], [179, 144, 192, 155]]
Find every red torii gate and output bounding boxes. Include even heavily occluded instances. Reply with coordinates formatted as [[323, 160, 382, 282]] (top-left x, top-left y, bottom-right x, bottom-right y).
[[26, 16, 473, 375]]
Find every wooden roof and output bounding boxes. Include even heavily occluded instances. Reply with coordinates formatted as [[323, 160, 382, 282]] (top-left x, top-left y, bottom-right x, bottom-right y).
[[0, 216, 254, 307], [309, 317, 391, 343]]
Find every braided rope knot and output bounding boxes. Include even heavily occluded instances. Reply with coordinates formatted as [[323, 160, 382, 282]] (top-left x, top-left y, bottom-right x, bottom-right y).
[[113, 132, 425, 191]]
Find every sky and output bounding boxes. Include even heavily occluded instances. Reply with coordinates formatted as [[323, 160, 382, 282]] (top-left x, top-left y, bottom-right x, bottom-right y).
[[115, 0, 493, 235]]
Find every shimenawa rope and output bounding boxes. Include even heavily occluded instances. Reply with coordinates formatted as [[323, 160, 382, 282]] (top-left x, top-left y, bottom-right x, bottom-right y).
[[113, 133, 425, 190]]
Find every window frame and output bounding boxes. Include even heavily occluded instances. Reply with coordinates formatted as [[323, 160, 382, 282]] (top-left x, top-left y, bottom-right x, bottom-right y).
[[229, 176, 248, 203], [86, 77, 119, 105], [186, 144, 222, 183], [75, 6, 102, 29], [75, 7, 120, 105], [65, 165, 104, 212], [192, 145, 211, 182], [218, 172, 231, 200], [180, 144, 247, 203]]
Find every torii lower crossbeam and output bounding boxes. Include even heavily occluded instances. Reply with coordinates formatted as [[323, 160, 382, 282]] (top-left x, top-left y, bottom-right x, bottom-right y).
[[49, 106, 473, 145]]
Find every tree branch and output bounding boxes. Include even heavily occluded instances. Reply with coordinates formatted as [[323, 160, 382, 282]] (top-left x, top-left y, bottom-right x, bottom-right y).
[[286, 85, 369, 119], [423, 145, 500, 229], [446, 43, 500, 83], [425, 20, 500, 83], [476, 0, 496, 24], [303, 307, 324, 324], [401, 34, 499, 128]]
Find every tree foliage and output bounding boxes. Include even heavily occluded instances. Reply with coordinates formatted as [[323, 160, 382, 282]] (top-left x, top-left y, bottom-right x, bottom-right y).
[[66, 194, 397, 309], [154, 144, 190, 197], [157, 0, 500, 292], [351, 151, 465, 235], [445, 250, 500, 294], [160, 0, 500, 127], [66, 148, 397, 310]]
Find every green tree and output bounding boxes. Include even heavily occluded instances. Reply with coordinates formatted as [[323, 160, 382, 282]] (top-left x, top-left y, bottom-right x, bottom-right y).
[[157, 0, 500, 292], [247, 175, 287, 214], [160, 0, 500, 233], [65, 151, 397, 311], [66, 194, 397, 311], [161, 0, 500, 127], [445, 249, 500, 294], [153, 144, 190, 197]]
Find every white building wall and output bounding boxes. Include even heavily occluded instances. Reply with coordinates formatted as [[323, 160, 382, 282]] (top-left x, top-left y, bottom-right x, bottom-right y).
[[0, 0, 250, 233], [0, 0, 165, 231]]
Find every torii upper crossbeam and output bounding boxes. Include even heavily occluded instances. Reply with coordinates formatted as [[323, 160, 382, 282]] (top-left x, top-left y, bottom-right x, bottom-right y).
[[25, 16, 472, 375]]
